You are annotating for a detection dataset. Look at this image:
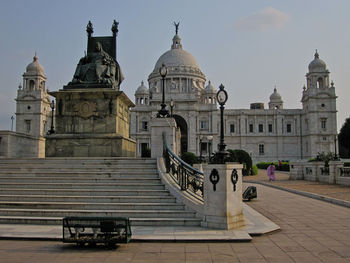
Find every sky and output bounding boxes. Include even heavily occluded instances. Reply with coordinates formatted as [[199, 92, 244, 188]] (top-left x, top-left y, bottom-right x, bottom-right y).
[[0, 0, 349, 131]]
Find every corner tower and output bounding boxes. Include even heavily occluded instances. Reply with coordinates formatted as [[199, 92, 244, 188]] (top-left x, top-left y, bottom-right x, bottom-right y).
[[15, 54, 51, 136], [301, 51, 337, 158]]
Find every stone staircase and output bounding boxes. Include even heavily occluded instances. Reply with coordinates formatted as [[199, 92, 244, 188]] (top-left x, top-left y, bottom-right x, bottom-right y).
[[0, 158, 201, 226]]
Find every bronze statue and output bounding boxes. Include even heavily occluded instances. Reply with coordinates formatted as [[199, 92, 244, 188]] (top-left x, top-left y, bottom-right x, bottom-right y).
[[174, 21, 180, 35], [71, 42, 124, 87]]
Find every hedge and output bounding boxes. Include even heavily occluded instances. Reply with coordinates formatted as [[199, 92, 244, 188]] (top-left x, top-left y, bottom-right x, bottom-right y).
[[256, 161, 290, 171]]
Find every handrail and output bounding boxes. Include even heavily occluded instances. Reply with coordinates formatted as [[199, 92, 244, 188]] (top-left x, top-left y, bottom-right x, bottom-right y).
[[162, 132, 204, 201]]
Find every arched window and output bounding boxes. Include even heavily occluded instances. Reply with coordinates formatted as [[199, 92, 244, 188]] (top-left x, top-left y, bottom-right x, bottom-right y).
[[29, 80, 35, 91], [317, 78, 324, 89]]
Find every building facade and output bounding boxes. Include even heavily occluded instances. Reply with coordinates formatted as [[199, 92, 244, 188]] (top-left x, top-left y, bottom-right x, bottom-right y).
[[130, 30, 338, 162]]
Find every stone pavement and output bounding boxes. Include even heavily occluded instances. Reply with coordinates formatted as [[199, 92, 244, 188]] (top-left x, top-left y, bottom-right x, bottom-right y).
[[244, 169, 350, 203], [0, 183, 349, 262]]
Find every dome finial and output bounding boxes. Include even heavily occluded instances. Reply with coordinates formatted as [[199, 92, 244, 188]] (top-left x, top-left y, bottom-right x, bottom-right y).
[[33, 52, 38, 62], [173, 21, 180, 35], [314, 49, 319, 59]]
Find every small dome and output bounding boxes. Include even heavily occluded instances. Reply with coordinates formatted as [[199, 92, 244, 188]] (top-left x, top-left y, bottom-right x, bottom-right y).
[[308, 50, 327, 73], [270, 88, 282, 102], [135, 81, 149, 95], [25, 54, 44, 75], [204, 81, 216, 94]]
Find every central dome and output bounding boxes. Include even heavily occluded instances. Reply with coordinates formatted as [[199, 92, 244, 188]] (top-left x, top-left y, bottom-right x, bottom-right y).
[[155, 49, 199, 69], [154, 33, 200, 71]]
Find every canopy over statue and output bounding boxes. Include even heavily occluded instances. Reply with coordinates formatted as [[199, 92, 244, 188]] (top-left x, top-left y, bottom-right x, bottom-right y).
[[67, 20, 124, 89]]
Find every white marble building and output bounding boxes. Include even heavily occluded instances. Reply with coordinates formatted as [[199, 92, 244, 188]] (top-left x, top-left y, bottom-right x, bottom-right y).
[[130, 30, 338, 162]]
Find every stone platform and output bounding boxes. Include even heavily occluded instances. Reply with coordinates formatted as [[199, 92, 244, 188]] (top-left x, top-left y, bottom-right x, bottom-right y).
[[0, 203, 279, 241]]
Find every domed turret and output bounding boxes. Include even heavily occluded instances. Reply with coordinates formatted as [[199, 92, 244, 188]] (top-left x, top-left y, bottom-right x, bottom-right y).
[[306, 50, 330, 90], [22, 54, 47, 91], [135, 81, 149, 95], [269, 87, 283, 109], [308, 50, 327, 73], [135, 81, 149, 106], [204, 81, 216, 94], [25, 54, 45, 76], [202, 81, 217, 105]]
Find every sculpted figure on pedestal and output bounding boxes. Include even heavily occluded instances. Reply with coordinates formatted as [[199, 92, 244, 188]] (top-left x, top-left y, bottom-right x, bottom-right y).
[[71, 42, 124, 87]]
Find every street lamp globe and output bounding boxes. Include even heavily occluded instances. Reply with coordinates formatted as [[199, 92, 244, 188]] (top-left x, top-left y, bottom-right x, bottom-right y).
[[159, 64, 168, 77]]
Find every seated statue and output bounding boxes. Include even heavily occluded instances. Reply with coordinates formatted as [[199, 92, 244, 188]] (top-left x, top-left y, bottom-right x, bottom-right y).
[[71, 42, 124, 87]]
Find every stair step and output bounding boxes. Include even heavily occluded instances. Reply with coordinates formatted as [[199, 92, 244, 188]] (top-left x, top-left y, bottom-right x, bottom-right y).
[[0, 208, 197, 218], [0, 195, 176, 203], [0, 173, 159, 178], [0, 216, 201, 226], [0, 201, 185, 210], [0, 177, 161, 183], [0, 183, 165, 190], [0, 188, 171, 196]]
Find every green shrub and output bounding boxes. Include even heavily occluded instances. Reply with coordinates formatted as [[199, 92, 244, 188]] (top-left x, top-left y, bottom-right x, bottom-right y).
[[181, 152, 199, 166], [227, 149, 252, 176], [251, 165, 258, 175], [256, 161, 290, 171]]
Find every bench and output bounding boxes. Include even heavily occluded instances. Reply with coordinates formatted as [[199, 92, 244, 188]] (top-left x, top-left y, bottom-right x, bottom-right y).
[[62, 216, 131, 247]]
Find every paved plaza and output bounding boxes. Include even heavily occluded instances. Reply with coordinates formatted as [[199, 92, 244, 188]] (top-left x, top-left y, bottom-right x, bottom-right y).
[[0, 175, 349, 263]]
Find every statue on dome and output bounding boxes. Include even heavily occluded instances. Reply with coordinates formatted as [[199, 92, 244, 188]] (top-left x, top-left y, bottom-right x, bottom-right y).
[[174, 21, 180, 35], [70, 41, 124, 87]]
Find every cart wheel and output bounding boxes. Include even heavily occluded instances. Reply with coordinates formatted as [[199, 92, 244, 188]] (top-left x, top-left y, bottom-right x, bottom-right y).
[[107, 242, 117, 249], [77, 242, 85, 247]]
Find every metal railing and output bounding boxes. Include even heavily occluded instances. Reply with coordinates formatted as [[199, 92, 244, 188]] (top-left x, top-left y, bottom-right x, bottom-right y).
[[162, 132, 204, 201]]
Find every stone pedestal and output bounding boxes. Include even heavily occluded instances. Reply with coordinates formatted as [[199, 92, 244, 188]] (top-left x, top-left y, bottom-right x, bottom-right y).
[[202, 163, 244, 229], [45, 88, 135, 157], [150, 117, 177, 158]]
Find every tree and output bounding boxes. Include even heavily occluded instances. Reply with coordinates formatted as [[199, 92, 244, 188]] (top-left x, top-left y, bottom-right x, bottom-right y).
[[181, 152, 199, 166], [339, 118, 350, 158], [227, 149, 253, 176]]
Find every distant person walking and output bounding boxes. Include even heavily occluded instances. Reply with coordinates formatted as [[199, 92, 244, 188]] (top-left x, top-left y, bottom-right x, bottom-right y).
[[267, 164, 276, 181], [278, 160, 282, 170]]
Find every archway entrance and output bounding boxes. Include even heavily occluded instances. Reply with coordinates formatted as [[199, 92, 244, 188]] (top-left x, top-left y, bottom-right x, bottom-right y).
[[173, 114, 188, 154]]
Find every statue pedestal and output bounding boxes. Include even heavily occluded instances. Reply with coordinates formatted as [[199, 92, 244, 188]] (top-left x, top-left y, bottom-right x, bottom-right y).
[[150, 117, 177, 158], [202, 163, 245, 229], [45, 88, 135, 157]]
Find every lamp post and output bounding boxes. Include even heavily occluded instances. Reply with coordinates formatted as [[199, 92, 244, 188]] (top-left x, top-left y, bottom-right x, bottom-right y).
[[157, 64, 169, 118], [199, 135, 203, 163], [170, 98, 174, 117], [207, 135, 213, 161], [334, 134, 338, 160], [211, 84, 229, 164], [48, 100, 55, 134]]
